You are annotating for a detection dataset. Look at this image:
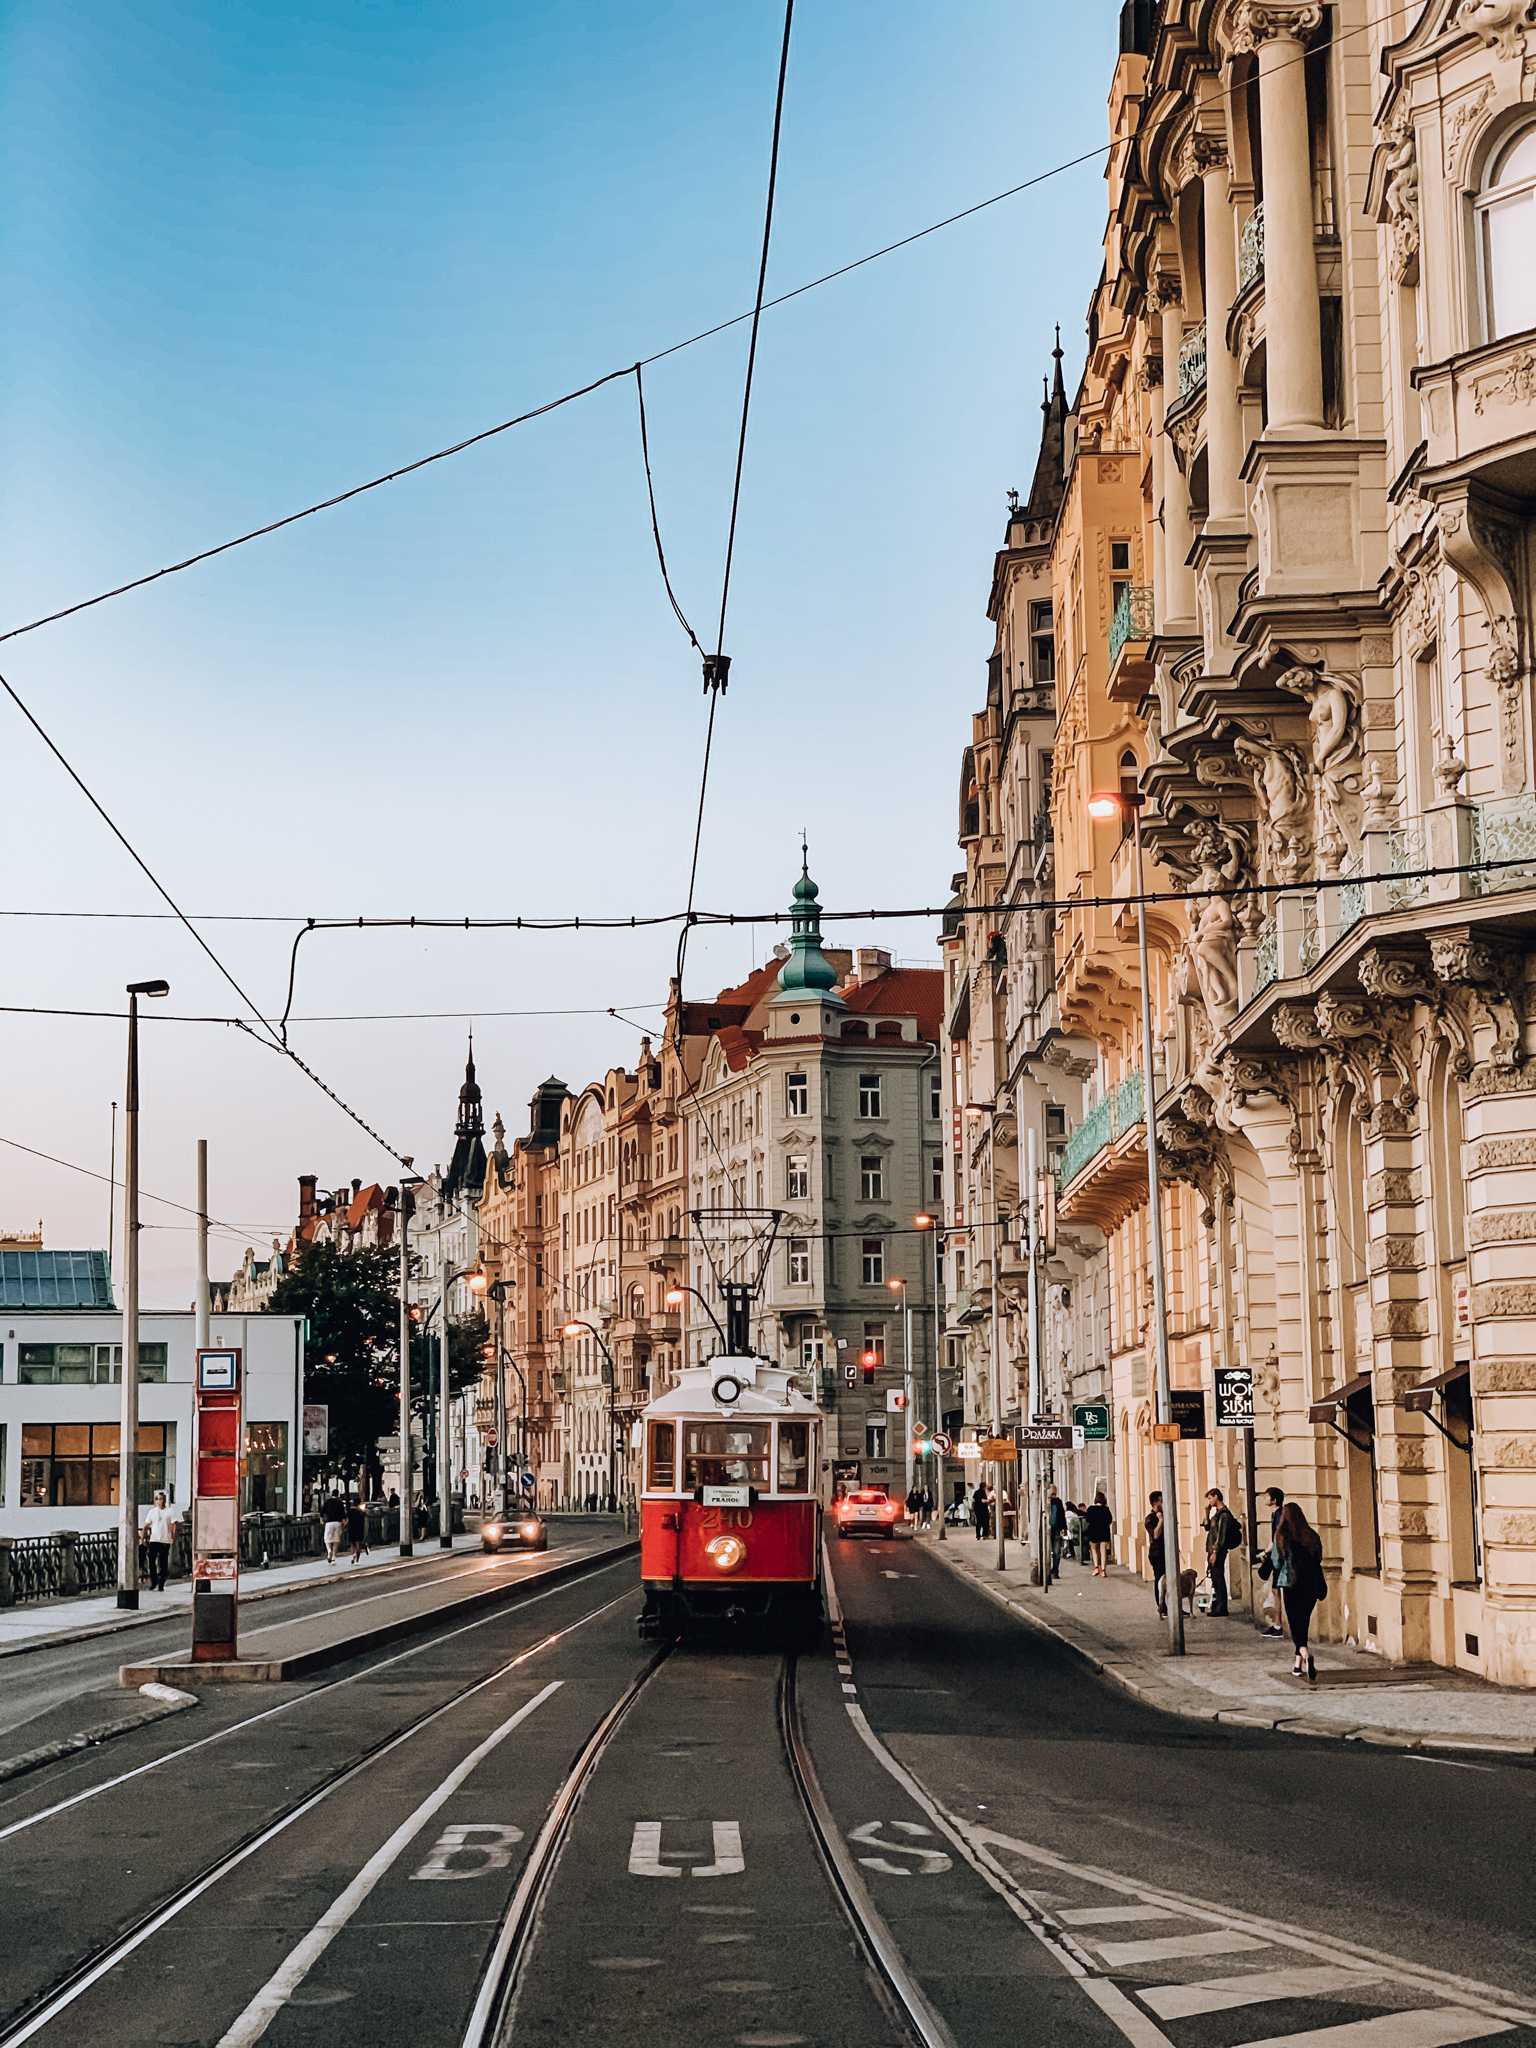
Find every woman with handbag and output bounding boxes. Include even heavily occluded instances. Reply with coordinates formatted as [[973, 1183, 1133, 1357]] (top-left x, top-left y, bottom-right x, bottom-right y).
[[1269, 1501, 1325, 1680]]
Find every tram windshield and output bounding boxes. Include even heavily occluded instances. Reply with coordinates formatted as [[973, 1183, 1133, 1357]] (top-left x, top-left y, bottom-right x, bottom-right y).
[[777, 1421, 809, 1492], [682, 1421, 770, 1490]]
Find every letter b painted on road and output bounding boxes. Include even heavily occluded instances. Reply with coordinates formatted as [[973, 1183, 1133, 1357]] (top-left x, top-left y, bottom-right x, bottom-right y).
[[411, 1822, 525, 1880]]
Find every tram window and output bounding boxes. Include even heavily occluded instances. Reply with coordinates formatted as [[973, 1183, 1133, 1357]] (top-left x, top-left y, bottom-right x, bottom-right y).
[[648, 1421, 676, 1491], [777, 1422, 809, 1492], [683, 1421, 770, 1490]]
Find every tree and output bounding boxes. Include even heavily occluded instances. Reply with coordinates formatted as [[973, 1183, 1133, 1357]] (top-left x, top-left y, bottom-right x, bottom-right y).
[[269, 1241, 400, 1488]]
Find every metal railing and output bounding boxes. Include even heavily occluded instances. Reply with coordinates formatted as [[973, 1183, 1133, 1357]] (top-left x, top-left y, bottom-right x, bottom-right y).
[[1109, 584, 1155, 663], [1060, 1068, 1146, 1186], [1339, 859, 1366, 934], [1177, 321, 1208, 397], [1474, 792, 1536, 894], [1300, 896, 1320, 971], [1386, 823, 1428, 909], [1254, 917, 1278, 996], [1239, 202, 1265, 291]]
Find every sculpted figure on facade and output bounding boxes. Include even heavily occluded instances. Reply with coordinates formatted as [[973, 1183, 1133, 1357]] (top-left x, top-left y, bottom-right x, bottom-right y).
[[1382, 104, 1420, 285], [1278, 664, 1365, 858], [1181, 817, 1246, 1033], [1232, 733, 1313, 881]]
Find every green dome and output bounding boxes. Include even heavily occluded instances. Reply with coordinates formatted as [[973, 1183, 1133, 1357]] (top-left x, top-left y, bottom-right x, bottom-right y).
[[772, 852, 845, 1005]]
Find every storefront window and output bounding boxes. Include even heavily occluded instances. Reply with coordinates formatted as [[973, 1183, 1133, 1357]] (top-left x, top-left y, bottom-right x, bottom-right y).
[[243, 1422, 289, 1514], [20, 1422, 167, 1506]]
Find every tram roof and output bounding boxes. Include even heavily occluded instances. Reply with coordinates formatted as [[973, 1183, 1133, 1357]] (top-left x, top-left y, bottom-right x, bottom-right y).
[[646, 1359, 821, 1420]]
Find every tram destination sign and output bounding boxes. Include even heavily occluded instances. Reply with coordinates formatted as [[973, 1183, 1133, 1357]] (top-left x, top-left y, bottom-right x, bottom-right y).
[[1214, 1366, 1256, 1428], [702, 1485, 751, 1508]]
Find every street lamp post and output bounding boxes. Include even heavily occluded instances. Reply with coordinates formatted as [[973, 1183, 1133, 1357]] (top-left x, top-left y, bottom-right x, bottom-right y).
[[564, 1319, 618, 1513], [966, 1102, 1009, 1572], [915, 1213, 946, 1539], [1086, 782, 1184, 1655], [118, 977, 169, 1609], [397, 1170, 421, 1555], [664, 1284, 728, 1353], [888, 1277, 912, 1502]]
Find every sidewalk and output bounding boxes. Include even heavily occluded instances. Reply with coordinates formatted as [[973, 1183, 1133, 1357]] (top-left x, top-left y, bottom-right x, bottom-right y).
[[0, 1530, 488, 1656], [922, 1528, 1536, 1756]]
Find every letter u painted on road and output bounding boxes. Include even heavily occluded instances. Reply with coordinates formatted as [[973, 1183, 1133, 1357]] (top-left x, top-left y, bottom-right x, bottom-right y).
[[629, 1820, 744, 1877]]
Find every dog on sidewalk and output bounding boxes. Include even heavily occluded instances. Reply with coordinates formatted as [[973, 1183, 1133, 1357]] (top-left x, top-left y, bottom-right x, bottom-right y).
[[1177, 1567, 1198, 1615]]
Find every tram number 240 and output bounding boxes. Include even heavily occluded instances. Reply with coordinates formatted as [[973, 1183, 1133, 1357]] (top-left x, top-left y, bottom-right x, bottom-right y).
[[699, 1505, 755, 1532]]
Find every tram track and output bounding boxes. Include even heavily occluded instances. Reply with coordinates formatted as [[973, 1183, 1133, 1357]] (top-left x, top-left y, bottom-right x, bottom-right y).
[[0, 1558, 640, 2048]]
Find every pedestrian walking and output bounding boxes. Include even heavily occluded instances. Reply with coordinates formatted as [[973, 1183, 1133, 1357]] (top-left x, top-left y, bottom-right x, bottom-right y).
[[1268, 1501, 1326, 1679], [140, 1490, 177, 1592], [1046, 1485, 1067, 1582], [1259, 1486, 1286, 1635], [1203, 1486, 1242, 1616], [919, 1485, 934, 1529], [322, 1493, 345, 1564], [1144, 1491, 1167, 1615], [906, 1483, 924, 1528], [971, 1482, 991, 1542], [1072, 1489, 1113, 1575], [347, 1496, 369, 1566]]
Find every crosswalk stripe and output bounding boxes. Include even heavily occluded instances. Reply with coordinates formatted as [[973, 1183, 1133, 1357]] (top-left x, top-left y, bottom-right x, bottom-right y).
[[1095, 1931, 1270, 1967], [1059, 1906, 1180, 1927], [1230, 2009, 1515, 2048], [1141, 1966, 1390, 2020]]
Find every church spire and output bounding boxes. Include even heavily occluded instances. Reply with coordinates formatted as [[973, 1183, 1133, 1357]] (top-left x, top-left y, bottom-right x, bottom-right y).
[[455, 1030, 484, 1140]]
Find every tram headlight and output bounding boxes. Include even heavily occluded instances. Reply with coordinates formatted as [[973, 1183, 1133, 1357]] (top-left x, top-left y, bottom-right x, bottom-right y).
[[705, 1533, 747, 1574], [711, 1372, 745, 1405]]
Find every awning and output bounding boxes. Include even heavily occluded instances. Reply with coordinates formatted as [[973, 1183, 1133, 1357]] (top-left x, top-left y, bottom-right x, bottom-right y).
[[1308, 1371, 1372, 1423], [1411, 1361, 1471, 1396]]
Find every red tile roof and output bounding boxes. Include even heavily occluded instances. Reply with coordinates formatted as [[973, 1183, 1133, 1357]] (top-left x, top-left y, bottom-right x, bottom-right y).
[[715, 1024, 763, 1072], [841, 967, 944, 1044]]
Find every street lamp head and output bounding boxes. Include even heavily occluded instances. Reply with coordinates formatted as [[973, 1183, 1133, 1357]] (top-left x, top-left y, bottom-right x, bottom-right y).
[[562, 1321, 584, 1338], [127, 978, 170, 998], [914, 1212, 934, 1229], [1087, 788, 1143, 820], [887, 1277, 905, 1294], [664, 1288, 685, 1307], [466, 1268, 489, 1294]]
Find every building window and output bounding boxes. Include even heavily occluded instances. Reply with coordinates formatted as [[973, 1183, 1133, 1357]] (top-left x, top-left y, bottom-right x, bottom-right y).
[[1110, 540, 1131, 572], [18, 1342, 168, 1386], [865, 1421, 888, 1460], [955, 1249, 967, 1291], [788, 1238, 811, 1285], [21, 1422, 167, 1507], [930, 1073, 942, 1118], [1029, 599, 1055, 683], [862, 1238, 885, 1285], [860, 1156, 884, 1202], [858, 1074, 882, 1118], [863, 1322, 886, 1365], [1478, 126, 1536, 340], [786, 1154, 810, 1200], [786, 1072, 809, 1117], [931, 1154, 944, 1204]]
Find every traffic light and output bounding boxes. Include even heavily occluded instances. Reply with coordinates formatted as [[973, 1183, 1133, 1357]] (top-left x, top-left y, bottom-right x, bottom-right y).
[[889, 1390, 908, 1411], [861, 1350, 878, 1385]]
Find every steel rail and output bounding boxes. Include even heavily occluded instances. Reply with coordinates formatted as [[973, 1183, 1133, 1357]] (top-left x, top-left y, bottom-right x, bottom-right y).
[[0, 1575, 637, 2047], [778, 1654, 957, 2048], [461, 1641, 675, 2048]]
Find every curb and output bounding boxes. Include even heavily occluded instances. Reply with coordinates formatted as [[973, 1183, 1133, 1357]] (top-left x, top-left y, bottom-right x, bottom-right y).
[[926, 1540, 1536, 1760], [0, 1683, 198, 1786], [120, 1538, 640, 1687], [0, 1521, 633, 1662]]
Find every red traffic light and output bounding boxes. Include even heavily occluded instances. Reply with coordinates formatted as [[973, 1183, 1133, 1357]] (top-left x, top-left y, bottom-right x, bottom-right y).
[[861, 1350, 877, 1385], [890, 1390, 908, 1410]]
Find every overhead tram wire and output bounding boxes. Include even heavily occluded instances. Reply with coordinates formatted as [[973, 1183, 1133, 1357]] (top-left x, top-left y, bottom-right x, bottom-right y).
[[0, 15, 1374, 664], [0, 1135, 283, 1242]]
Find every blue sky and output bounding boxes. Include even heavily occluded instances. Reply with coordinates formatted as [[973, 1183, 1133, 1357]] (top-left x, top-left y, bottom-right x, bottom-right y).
[[0, 1, 1117, 1301]]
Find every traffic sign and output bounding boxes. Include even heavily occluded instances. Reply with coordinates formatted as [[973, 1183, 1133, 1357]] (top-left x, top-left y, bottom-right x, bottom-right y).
[[911, 1420, 927, 1438], [932, 1432, 953, 1454], [482, 1427, 498, 1446], [519, 1469, 536, 1491], [1074, 1403, 1110, 1442]]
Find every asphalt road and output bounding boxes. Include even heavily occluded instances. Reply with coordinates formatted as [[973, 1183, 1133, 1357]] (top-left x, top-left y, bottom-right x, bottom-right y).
[[1, 1529, 1533, 2048]]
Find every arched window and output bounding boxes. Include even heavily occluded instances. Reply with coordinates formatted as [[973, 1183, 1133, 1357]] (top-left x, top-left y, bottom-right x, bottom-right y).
[[1477, 126, 1536, 340]]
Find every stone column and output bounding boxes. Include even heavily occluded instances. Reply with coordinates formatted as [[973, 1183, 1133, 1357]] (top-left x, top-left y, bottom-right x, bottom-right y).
[[1158, 279, 1198, 627], [53, 1528, 81, 1598], [1250, 3, 1325, 433], [1198, 137, 1246, 523]]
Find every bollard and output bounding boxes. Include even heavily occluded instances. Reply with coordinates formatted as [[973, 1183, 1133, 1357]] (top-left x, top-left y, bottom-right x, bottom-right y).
[[53, 1528, 81, 1598]]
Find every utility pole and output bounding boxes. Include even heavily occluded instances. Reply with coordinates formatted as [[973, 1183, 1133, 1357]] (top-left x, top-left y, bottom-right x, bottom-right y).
[[1027, 1123, 1046, 1594], [195, 1139, 210, 1352], [398, 1168, 419, 1555], [119, 978, 169, 1609]]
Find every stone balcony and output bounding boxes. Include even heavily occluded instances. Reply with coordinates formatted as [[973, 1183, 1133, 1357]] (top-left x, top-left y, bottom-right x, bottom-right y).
[[1414, 332, 1536, 496]]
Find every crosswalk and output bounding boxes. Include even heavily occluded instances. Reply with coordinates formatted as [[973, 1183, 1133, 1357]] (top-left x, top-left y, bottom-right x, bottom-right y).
[[961, 1824, 1533, 2048]]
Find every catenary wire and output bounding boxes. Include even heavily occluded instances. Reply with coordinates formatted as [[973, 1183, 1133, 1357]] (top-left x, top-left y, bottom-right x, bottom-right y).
[[0, 14, 1370, 659], [633, 363, 700, 651], [0, 1135, 283, 1240]]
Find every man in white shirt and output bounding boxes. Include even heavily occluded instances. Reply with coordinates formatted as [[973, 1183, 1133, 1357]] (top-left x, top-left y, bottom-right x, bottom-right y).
[[141, 1491, 178, 1591]]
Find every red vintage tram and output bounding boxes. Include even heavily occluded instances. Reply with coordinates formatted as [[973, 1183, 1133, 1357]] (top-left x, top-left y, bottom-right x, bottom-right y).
[[638, 1353, 824, 1642]]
